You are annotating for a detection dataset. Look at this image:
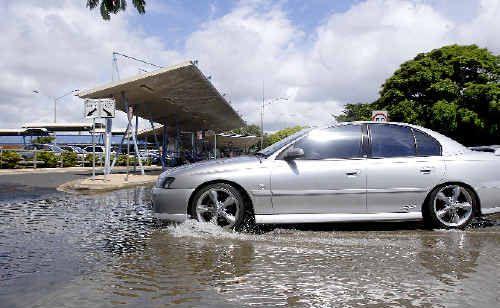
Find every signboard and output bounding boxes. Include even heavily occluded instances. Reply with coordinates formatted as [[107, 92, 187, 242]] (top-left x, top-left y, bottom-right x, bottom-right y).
[[371, 110, 388, 122], [84, 99, 116, 119]]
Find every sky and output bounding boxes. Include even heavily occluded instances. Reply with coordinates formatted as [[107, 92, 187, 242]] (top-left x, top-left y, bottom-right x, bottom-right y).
[[0, 0, 499, 132]]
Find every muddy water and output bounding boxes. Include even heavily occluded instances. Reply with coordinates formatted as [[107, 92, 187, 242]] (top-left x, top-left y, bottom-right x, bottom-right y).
[[0, 188, 498, 307]]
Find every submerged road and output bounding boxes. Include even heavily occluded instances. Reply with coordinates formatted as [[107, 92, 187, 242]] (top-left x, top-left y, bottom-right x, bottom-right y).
[[0, 173, 498, 307]]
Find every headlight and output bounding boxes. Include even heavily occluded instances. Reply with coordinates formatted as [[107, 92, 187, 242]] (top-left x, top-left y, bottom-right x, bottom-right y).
[[156, 175, 175, 188]]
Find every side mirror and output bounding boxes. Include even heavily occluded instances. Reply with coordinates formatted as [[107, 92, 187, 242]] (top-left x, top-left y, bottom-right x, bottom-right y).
[[284, 147, 304, 160]]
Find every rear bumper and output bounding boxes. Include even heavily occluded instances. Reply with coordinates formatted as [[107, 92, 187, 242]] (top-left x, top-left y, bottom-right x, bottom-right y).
[[151, 187, 194, 222]]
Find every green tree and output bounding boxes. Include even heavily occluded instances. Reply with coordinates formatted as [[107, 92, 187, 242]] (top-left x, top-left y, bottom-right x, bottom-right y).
[[231, 124, 262, 137], [32, 136, 55, 144], [338, 45, 500, 145], [263, 126, 305, 148], [86, 0, 146, 20]]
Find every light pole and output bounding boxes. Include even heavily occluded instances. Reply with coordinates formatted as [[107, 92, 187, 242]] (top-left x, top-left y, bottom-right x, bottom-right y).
[[260, 97, 288, 148], [33, 89, 79, 123]]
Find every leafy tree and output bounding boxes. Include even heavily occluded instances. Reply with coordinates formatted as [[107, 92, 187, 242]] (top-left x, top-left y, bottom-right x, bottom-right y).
[[231, 124, 262, 137], [86, 0, 146, 20], [337, 45, 500, 145], [32, 136, 55, 144], [334, 103, 372, 122], [263, 126, 305, 148]]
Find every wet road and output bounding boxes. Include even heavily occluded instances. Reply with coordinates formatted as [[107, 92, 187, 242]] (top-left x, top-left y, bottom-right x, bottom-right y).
[[0, 187, 499, 307]]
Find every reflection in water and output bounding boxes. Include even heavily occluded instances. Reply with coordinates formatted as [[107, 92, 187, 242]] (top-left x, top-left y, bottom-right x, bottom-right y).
[[0, 188, 498, 307], [418, 232, 480, 285]]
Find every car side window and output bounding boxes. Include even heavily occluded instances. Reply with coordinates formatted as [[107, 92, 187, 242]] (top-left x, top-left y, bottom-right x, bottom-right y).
[[370, 124, 416, 158], [413, 129, 441, 156], [292, 125, 362, 160]]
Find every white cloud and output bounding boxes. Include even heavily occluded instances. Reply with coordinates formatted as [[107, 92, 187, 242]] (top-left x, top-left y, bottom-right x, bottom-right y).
[[0, 0, 498, 133], [0, 0, 180, 129]]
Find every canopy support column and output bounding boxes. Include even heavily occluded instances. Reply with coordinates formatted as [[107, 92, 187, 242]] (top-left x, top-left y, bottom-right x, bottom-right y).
[[149, 119, 165, 169], [133, 115, 139, 173], [110, 124, 130, 169], [121, 92, 144, 175], [104, 118, 112, 178], [214, 133, 217, 159], [161, 125, 168, 170]]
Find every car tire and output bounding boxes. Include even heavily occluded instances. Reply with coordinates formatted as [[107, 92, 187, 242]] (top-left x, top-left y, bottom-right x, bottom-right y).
[[190, 183, 250, 230], [424, 184, 477, 229]]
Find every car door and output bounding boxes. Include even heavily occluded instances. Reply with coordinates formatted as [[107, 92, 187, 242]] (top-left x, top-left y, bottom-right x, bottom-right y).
[[270, 124, 367, 214], [365, 124, 445, 213]]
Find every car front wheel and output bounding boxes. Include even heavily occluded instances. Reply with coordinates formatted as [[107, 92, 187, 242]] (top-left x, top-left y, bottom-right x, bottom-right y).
[[190, 183, 247, 230], [425, 184, 477, 229]]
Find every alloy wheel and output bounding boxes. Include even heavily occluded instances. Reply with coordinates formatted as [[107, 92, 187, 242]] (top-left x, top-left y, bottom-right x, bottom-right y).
[[195, 187, 241, 228], [433, 185, 473, 228]]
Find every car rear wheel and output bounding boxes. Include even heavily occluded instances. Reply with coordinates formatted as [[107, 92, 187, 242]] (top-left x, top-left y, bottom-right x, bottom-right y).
[[425, 184, 477, 229], [190, 183, 247, 230]]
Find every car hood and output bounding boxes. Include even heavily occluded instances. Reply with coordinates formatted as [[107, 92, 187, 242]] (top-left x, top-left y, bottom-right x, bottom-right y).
[[163, 156, 262, 177]]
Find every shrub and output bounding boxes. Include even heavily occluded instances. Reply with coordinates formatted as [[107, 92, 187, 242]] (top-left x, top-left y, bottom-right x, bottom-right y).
[[36, 151, 58, 168], [86, 153, 103, 165], [116, 154, 136, 166], [0, 150, 22, 169], [61, 152, 77, 167]]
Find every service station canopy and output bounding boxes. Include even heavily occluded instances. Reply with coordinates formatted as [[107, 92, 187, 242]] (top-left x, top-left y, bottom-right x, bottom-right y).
[[78, 61, 245, 132], [22, 122, 102, 132]]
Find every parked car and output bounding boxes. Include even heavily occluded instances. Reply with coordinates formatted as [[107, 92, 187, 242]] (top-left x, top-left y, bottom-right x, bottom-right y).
[[60, 145, 87, 159], [152, 122, 500, 230], [83, 145, 113, 158], [21, 144, 65, 159]]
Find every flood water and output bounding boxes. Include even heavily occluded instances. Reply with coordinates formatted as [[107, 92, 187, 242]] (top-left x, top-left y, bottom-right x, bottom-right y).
[[0, 187, 498, 307]]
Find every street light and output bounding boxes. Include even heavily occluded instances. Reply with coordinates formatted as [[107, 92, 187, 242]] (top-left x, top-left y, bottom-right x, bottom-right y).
[[33, 89, 79, 123], [260, 97, 288, 148]]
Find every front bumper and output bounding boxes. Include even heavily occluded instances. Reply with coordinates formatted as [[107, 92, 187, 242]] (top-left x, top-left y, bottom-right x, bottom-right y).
[[151, 187, 194, 222]]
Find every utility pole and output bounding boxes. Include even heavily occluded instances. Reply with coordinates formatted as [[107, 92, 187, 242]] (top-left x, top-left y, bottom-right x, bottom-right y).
[[260, 81, 264, 149]]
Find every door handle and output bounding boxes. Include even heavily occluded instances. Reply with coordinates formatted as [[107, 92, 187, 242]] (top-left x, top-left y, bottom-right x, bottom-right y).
[[346, 169, 361, 176], [420, 167, 433, 174]]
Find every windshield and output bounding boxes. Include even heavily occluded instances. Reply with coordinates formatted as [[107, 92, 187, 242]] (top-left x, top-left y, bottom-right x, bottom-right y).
[[72, 146, 84, 153], [257, 128, 311, 157], [50, 145, 64, 152]]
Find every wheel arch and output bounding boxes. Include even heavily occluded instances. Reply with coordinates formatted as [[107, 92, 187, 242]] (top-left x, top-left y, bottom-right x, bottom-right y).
[[187, 179, 255, 218], [422, 181, 482, 216]]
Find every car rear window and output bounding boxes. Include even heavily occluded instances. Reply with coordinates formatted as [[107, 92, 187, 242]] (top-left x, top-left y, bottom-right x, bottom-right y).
[[413, 129, 441, 156], [370, 124, 416, 158]]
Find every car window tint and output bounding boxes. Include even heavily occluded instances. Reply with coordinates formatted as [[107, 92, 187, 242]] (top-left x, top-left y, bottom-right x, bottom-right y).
[[413, 129, 441, 156], [370, 124, 416, 157], [293, 125, 362, 159]]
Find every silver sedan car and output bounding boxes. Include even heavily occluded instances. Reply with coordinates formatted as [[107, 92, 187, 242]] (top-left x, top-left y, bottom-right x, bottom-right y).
[[152, 122, 500, 230]]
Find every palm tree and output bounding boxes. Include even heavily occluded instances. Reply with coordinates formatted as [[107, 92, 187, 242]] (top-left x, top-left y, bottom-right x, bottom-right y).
[[86, 0, 146, 20]]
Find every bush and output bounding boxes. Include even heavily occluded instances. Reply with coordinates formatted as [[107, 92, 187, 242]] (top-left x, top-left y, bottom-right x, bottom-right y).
[[85, 153, 103, 165], [36, 151, 58, 168], [61, 152, 77, 167], [0, 150, 22, 169], [116, 154, 136, 166]]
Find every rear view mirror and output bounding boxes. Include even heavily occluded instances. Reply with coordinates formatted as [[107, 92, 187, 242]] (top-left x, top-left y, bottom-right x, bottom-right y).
[[284, 147, 304, 160]]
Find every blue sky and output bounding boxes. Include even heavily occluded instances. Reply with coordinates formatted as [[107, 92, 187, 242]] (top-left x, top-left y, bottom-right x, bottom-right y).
[[0, 0, 498, 131], [129, 0, 355, 50]]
